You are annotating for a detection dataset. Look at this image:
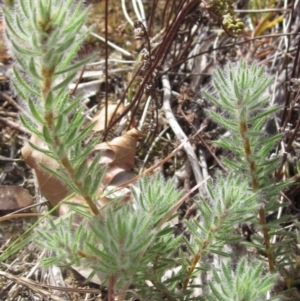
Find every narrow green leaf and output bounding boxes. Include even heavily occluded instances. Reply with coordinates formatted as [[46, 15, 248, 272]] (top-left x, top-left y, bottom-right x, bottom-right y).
[[251, 77, 272, 102], [83, 174, 93, 195], [19, 114, 41, 137], [54, 2, 67, 26], [40, 257, 63, 268], [53, 114, 65, 135], [209, 282, 226, 301], [44, 91, 54, 111], [58, 27, 92, 71], [28, 0, 35, 16], [4, 15, 28, 42], [15, 56, 29, 75], [249, 106, 279, 123], [63, 8, 87, 34], [13, 67, 40, 96], [219, 92, 234, 110], [43, 125, 53, 146], [37, 0, 47, 22], [65, 121, 95, 148], [65, 202, 91, 218], [46, 1, 52, 15], [28, 57, 42, 80], [11, 40, 40, 56], [27, 141, 54, 158], [90, 167, 106, 197], [15, 15, 28, 37], [209, 248, 232, 257], [60, 95, 80, 115], [87, 151, 103, 179], [69, 1, 84, 20], [55, 36, 75, 53], [52, 72, 77, 91], [30, 5, 45, 34], [30, 33, 42, 53], [233, 79, 241, 101], [74, 158, 88, 181], [64, 125, 80, 146], [26, 98, 43, 124], [70, 107, 85, 125], [185, 221, 203, 242], [19, 0, 30, 19], [206, 110, 237, 132], [87, 242, 110, 261], [72, 223, 83, 251], [52, 90, 68, 112], [70, 138, 99, 166], [42, 125, 53, 144], [65, 0, 74, 9], [0, 231, 37, 263], [55, 55, 94, 75], [237, 258, 245, 275]]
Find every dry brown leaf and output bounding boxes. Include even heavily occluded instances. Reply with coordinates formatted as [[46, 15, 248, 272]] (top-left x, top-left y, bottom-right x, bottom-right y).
[[0, 185, 33, 211], [101, 163, 129, 187], [95, 128, 145, 166], [91, 103, 125, 132], [94, 128, 145, 186], [21, 135, 70, 207]]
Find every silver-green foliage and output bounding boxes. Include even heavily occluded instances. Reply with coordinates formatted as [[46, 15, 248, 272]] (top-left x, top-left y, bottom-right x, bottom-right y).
[[4, 0, 90, 121], [185, 173, 258, 259], [3, 0, 187, 295], [198, 61, 283, 300], [207, 259, 279, 301], [204, 61, 281, 195], [3, 1, 284, 299], [4, 0, 104, 210], [88, 173, 182, 279], [36, 173, 183, 289]]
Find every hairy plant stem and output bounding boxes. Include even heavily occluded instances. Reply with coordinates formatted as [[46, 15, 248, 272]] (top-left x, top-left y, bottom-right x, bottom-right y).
[[239, 120, 258, 191], [239, 117, 275, 273], [259, 207, 275, 273], [183, 244, 203, 290], [183, 208, 229, 290], [40, 55, 99, 216], [183, 197, 234, 290]]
